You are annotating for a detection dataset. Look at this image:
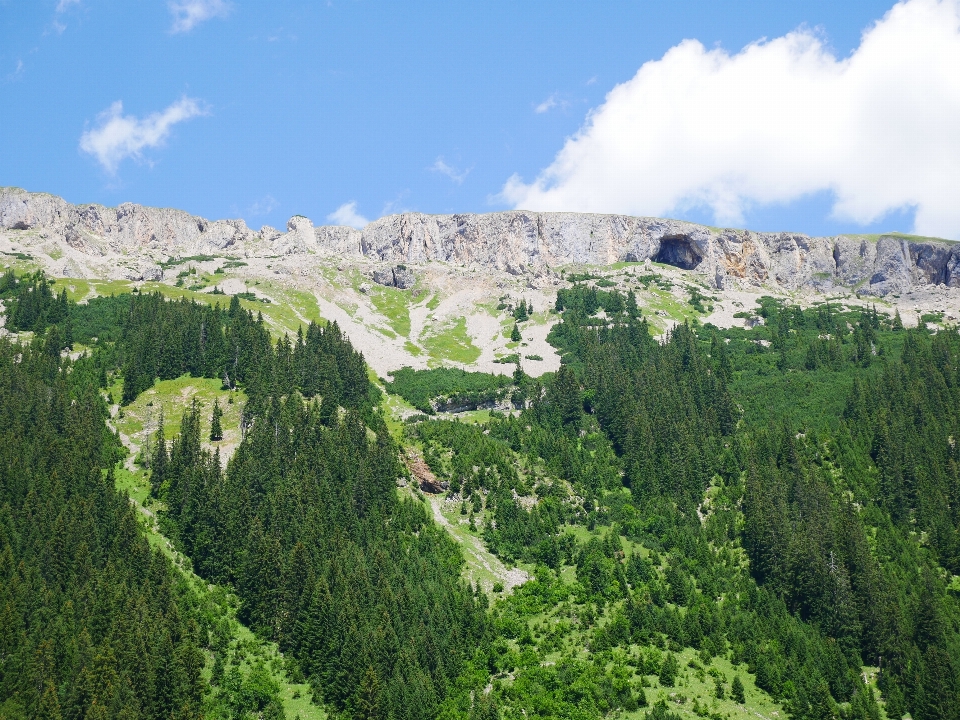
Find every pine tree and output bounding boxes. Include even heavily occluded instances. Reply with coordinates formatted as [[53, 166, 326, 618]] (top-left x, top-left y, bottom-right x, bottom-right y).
[[714, 677, 725, 699], [151, 410, 168, 497], [511, 323, 521, 342], [893, 308, 904, 330], [659, 652, 679, 687], [210, 399, 224, 441], [731, 675, 745, 704], [513, 300, 528, 322]]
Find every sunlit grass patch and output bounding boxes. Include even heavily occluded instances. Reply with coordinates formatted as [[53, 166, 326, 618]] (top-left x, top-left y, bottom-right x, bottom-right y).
[[369, 286, 412, 337], [422, 317, 481, 364], [111, 375, 247, 456]]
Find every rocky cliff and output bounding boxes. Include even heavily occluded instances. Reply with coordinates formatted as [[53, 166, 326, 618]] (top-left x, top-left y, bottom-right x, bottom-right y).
[[2, 186, 957, 296]]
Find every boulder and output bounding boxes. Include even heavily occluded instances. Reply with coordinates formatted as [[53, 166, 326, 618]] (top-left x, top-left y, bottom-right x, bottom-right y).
[[371, 265, 416, 289], [372, 268, 395, 287]]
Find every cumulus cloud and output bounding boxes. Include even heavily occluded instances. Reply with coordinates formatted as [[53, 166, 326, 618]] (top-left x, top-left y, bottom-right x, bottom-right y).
[[169, 0, 231, 33], [502, 0, 960, 239], [327, 202, 370, 229], [79, 97, 207, 173], [430, 157, 471, 184]]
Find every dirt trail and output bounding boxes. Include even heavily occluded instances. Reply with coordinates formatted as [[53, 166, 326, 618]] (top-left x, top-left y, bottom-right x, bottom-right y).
[[106, 404, 139, 473], [426, 495, 528, 595], [105, 408, 172, 542]]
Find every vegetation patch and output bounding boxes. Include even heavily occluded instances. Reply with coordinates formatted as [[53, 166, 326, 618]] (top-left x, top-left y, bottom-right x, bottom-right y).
[[369, 285, 411, 336], [385, 366, 513, 414], [421, 316, 481, 364], [160, 253, 217, 269]]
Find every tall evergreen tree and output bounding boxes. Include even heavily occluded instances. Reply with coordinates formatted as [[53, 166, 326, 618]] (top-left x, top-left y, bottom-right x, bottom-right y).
[[209, 399, 224, 442]]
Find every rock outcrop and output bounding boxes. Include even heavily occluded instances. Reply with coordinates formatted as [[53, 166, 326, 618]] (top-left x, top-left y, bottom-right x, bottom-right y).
[[3, 186, 959, 296], [372, 265, 416, 289]]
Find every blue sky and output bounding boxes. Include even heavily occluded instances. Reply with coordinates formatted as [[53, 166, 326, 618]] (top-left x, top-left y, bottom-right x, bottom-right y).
[[2, 1, 958, 238]]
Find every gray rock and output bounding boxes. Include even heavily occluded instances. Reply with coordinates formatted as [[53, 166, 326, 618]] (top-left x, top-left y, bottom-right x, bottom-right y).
[[315, 225, 363, 257], [270, 216, 317, 255], [142, 264, 163, 282], [121, 263, 164, 282], [0, 187, 256, 255], [260, 225, 282, 242], [393, 266, 415, 289], [5, 187, 960, 297], [371, 265, 416, 289], [866, 236, 915, 296], [372, 268, 395, 287]]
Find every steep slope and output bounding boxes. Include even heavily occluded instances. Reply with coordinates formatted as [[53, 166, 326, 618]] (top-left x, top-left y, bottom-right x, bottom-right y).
[[3, 186, 960, 297]]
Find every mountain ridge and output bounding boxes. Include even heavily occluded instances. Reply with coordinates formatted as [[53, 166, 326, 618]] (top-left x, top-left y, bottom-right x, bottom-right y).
[[3, 186, 959, 296]]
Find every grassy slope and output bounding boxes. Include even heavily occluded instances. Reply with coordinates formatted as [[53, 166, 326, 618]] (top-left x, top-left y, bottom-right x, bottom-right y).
[[51, 266, 492, 366], [107, 375, 246, 460], [422, 316, 481, 364], [390, 407, 796, 720], [106, 382, 327, 720]]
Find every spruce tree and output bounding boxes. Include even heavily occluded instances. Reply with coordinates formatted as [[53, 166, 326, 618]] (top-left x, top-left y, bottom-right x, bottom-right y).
[[658, 652, 679, 687], [514, 300, 528, 322], [150, 409, 168, 497], [210, 399, 224, 441], [731, 675, 745, 704], [36, 681, 63, 720], [511, 323, 521, 342]]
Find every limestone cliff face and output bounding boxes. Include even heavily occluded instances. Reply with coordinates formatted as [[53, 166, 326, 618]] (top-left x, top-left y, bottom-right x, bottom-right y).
[[0, 188, 256, 256], [3, 187, 959, 296], [351, 209, 960, 295]]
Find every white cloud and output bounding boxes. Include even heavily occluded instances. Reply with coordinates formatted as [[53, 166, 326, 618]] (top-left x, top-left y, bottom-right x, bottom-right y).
[[168, 0, 231, 33], [246, 194, 278, 217], [430, 157, 471, 184], [535, 93, 559, 114], [79, 97, 207, 173], [502, 0, 960, 240], [381, 191, 412, 216], [51, 0, 80, 33], [327, 202, 370, 229], [4, 59, 24, 83]]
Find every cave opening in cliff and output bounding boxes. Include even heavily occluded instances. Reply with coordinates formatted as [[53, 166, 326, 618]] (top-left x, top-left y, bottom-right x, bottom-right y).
[[653, 236, 703, 270]]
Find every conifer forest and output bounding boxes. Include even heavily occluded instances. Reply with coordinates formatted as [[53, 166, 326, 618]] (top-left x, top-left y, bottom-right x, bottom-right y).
[[2, 271, 959, 720]]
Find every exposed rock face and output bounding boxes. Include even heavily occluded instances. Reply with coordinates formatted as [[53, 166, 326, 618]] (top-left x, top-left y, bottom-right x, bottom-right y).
[[0, 187, 259, 256], [314, 225, 362, 257], [372, 265, 416, 289], [3, 186, 959, 296]]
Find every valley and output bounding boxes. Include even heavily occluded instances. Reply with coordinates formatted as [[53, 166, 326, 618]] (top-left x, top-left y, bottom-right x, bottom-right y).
[[2, 192, 960, 720]]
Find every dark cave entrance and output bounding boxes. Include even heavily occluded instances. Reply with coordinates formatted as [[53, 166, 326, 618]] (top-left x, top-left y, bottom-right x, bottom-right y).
[[653, 236, 703, 270]]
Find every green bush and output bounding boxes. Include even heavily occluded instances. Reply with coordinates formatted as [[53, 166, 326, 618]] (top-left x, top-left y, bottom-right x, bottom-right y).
[[386, 366, 512, 413]]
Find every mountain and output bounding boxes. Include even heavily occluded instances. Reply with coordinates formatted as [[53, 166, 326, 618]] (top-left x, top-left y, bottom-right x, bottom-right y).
[[3, 186, 959, 297], [4, 187, 960, 720]]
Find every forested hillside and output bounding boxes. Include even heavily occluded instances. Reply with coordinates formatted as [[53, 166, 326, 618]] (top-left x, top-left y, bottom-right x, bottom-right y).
[[403, 287, 960, 720], [2, 273, 960, 720], [0, 335, 206, 718]]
